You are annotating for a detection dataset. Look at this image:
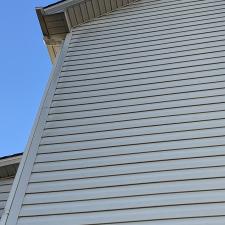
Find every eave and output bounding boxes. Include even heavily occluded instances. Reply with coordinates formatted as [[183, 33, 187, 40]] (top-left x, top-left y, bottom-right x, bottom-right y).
[[0, 154, 22, 179], [36, 0, 138, 64]]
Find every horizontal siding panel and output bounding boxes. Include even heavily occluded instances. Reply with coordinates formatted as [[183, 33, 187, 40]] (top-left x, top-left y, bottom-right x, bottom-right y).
[[27, 166, 225, 193], [0, 201, 6, 209], [49, 94, 225, 121], [57, 66, 225, 91], [72, 0, 225, 28], [0, 178, 14, 186], [35, 143, 225, 166], [17, 218, 225, 225], [46, 101, 225, 126], [0, 193, 10, 202], [15, 207, 225, 225], [60, 55, 225, 81], [38, 135, 225, 156], [77, 217, 225, 225], [0, 177, 15, 219], [23, 177, 225, 205], [61, 53, 224, 81], [61, 51, 225, 75], [70, 0, 224, 33], [64, 38, 225, 69], [71, 19, 225, 46], [0, 184, 13, 193], [70, 9, 225, 42], [67, 28, 225, 59], [69, 18, 225, 49], [39, 126, 225, 151], [31, 155, 225, 182], [67, 30, 225, 63], [53, 79, 225, 105], [40, 119, 225, 145], [50, 88, 225, 114], [36, 145, 225, 163], [58, 63, 225, 89], [66, 34, 225, 66], [43, 110, 225, 137], [60, 56, 225, 80], [19, 190, 225, 216]]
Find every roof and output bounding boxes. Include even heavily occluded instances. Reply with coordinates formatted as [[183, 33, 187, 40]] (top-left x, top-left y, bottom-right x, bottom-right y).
[[36, 0, 139, 63], [0, 153, 22, 179]]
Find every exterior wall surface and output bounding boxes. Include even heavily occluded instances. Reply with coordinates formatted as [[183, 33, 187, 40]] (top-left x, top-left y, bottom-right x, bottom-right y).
[[6, 0, 225, 224], [0, 178, 14, 219]]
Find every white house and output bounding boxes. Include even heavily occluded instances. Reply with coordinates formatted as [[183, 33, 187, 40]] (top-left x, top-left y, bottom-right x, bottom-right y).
[[1, 0, 225, 224]]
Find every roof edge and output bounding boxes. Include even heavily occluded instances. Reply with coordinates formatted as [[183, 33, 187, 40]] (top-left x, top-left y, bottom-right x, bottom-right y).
[[0, 153, 22, 168]]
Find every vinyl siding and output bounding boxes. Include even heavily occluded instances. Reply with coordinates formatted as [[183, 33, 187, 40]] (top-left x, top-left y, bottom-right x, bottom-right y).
[[0, 178, 14, 220], [17, 0, 225, 224]]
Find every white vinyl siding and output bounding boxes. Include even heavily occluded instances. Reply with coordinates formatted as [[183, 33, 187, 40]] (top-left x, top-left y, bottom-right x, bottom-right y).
[[15, 0, 225, 224], [0, 178, 14, 220]]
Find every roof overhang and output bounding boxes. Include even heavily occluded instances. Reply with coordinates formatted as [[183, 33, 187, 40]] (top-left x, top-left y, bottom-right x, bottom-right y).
[[36, 0, 139, 64], [0, 154, 22, 179]]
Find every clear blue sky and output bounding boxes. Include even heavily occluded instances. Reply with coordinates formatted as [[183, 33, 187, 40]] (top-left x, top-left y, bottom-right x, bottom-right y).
[[0, 0, 57, 157]]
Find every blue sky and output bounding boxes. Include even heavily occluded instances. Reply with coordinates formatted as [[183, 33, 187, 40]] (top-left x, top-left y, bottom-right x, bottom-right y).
[[0, 0, 57, 157]]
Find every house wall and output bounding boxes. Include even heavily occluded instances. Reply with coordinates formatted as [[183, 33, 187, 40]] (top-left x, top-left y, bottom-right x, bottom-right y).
[[11, 0, 225, 224], [0, 178, 14, 219]]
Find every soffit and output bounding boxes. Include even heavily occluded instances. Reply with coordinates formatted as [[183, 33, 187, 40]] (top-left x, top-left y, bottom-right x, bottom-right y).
[[36, 0, 139, 63], [0, 154, 22, 179]]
